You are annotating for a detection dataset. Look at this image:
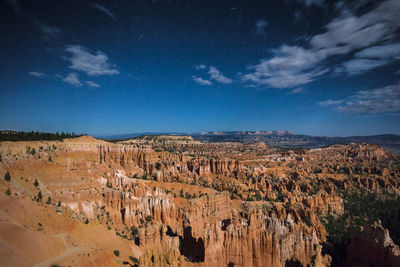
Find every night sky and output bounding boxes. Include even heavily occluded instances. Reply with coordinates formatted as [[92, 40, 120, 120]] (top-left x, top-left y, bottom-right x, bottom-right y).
[[1, 0, 399, 136]]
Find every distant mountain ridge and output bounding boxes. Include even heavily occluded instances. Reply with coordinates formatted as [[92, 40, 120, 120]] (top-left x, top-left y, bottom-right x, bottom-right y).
[[99, 131, 400, 154], [190, 132, 400, 154]]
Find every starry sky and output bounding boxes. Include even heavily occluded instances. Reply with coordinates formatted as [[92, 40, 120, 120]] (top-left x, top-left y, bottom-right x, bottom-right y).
[[0, 0, 399, 136]]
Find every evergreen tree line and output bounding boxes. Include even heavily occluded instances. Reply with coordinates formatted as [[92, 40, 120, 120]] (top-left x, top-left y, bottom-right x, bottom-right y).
[[0, 131, 84, 141], [322, 190, 400, 266]]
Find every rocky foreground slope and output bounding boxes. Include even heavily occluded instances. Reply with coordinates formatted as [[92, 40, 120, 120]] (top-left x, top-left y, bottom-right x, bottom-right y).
[[0, 135, 399, 266]]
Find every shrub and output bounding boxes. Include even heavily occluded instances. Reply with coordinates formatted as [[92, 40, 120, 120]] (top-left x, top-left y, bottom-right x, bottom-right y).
[[303, 215, 312, 227], [131, 226, 139, 238], [34, 179, 39, 187], [254, 190, 262, 201], [84, 219, 89, 224], [129, 256, 139, 264], [145, 216, 153, 223], [155, 162, 162, 170], [46, 197, 51, 204], [37, 191, 42, 202], [5, 188, 11, 196], [113, 250, 120, 257], [4, 172, 11, 182]]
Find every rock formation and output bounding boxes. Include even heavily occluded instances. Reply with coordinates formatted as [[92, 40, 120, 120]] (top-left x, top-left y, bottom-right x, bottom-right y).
[[0, 135, 399, 266], [345, 221, 400, 267]]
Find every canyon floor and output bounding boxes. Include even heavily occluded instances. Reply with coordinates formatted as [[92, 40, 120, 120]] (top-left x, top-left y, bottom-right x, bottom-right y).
[[0, 135, 399, 267]]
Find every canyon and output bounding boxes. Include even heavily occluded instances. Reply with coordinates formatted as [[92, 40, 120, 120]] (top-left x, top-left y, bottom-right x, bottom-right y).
[[0, 135, 399, 266]]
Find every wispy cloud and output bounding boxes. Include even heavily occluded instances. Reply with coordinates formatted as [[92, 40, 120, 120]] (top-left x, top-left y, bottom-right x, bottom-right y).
[[287, 88, 304, 95], [341, 59, 389, 75], [255, 19, 268, 35], [319, 82, 400, 114], [193, 65, 232, 85], [208, 66, 232, 84], [37, 23, 61, 40], [297, 0, 325, 6], [294, 11, 302, 22], [64, 45, 119, 76], [61, 72, 82, 87], [318, 99, 344, 107], [29, 71, 45, 77], [337, 43, 400, 75], [241, 45, 329, 88], [195, 64, 207, 70], [241, 0, 400, 88], [85, 81, 100, 88], [192, 76, 212, 86], [355, 43, 400, 60], [93, 4, 115, 19]]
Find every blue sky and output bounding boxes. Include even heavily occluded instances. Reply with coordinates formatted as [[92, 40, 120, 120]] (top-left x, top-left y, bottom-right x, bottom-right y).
[[0, 0, 399, 136]]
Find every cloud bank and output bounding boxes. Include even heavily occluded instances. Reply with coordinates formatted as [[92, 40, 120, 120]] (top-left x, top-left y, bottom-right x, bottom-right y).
[[241, 0, 400, 88], [319, 82, 400, 114]]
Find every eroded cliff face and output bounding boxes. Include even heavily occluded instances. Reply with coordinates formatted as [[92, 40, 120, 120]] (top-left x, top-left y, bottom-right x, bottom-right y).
[[0, 136, 399, 266], [102, 174, 327, 267], [345, 221, 400, 267]]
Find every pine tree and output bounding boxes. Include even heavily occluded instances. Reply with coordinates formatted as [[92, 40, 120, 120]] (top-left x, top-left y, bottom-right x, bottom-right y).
[[4, 172, 11, 182]]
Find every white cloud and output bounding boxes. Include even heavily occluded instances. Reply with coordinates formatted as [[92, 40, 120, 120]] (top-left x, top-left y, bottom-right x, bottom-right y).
[[85, 81, 100, 88], [192, 76, 212, 86], [255, 19, 268, 35], [93, 4, 115, 19], [61, 72, 82, 87], [287, 88, 303, 95], [318, 99, 344, 106], [309, 0, 400, 56], [355, 43, 400, 59], [208, 66, 232, 84], [342, 59, 389, 75], [29, 71, 45, 77], [195, 64, 207, 70], [338, 43, 400, 75], [192, 65, 233, 85], [241, 0, 400, 88], [64, 45, 119, 76], [319, 82, 400, 114], [241, 45, 328, 88]]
